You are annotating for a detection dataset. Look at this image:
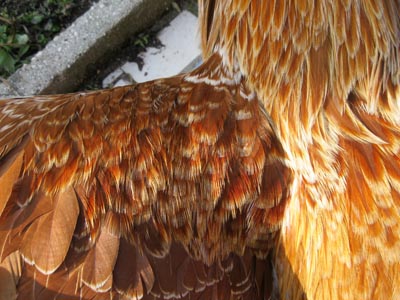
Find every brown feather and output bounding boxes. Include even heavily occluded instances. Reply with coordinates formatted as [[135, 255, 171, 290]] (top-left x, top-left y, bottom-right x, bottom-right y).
[[0, 150, 23, 216], [23, 187, 79, 274], [0, 0, 399, 299], [82, 225, 119, 291], [113, 238, 154, 299], [0, 191, 54, 261], [0, 251, 22, 300]]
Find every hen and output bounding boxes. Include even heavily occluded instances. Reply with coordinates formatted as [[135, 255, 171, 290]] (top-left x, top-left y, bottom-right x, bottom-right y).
[[1, 0, 400, 299]]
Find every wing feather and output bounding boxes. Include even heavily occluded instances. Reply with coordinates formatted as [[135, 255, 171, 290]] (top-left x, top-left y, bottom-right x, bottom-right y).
[[0, 53, 291, 299], [82, 223, 120, 291], [0, 150, 23, 216], [0, 251, 21, 300], [27, 187, 79, 275]]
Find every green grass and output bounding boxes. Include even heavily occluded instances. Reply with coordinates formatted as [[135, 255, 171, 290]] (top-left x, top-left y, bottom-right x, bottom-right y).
[[0, 0, 94, 78]]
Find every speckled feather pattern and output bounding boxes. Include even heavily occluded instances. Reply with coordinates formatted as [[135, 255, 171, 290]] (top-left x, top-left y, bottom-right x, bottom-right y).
[[0, 54, 289, 299], [0, 0, 400, 299]]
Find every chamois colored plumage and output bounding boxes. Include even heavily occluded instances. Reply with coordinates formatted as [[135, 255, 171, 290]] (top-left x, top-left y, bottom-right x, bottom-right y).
[[0, 0, 399, 299]]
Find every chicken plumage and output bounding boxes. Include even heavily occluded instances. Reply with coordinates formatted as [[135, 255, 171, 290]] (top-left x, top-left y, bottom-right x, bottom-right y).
[[0, 0, 399, 299]]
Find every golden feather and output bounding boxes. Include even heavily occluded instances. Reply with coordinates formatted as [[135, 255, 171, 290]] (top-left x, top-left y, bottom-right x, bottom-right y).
[[0, 0, 400, 299]]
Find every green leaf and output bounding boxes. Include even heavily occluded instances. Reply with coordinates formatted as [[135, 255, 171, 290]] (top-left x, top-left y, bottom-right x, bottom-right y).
[[0, 48, 7, 65], [0, 34, 7, 43], [31, 14, 44, 25], [15, 34, 29, 45], [0, 25, 7, 34], [0, 48, 16, 73], [37, 33, 48, 46], [18, 44, 30, 57]]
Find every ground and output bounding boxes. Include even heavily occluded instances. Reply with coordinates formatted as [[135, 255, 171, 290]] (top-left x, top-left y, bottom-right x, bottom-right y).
[[80, 0, 199, 91], [0, 0, 198, 88], [0, 0, 98, 77]]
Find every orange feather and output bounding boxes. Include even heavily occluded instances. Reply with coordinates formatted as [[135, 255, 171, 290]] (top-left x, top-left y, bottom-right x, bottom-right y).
[[1, 0, 400, 299]]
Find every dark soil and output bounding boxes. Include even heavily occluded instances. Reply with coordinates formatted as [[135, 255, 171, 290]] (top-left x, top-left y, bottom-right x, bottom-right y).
[[0, 0, 97, 20], [80, 0, 199, 91]]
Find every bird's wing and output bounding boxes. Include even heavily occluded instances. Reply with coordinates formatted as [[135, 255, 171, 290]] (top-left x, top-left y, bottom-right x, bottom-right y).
[[0, 53, 291, 300]]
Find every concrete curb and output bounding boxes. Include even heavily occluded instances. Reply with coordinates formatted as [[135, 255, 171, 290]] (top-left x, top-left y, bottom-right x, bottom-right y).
[[0, 0, 172, 97]]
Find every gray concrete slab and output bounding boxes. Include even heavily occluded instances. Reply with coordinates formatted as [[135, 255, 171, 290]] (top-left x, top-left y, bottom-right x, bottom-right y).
[[120, 10, 201, 83], [0, 0, 172, 98], [104, 10, 201, 88]]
